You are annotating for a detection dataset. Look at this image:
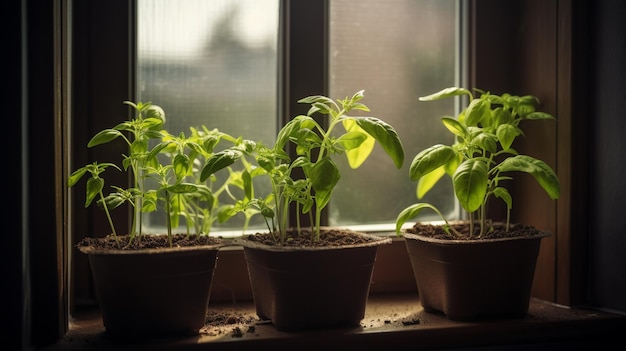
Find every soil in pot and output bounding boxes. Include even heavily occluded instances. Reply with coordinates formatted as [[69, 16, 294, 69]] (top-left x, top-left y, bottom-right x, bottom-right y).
[[237, 228, 391, 331], [404, 221, 549, 321], [77, 233, 222, 250], [242, 227, 382, 246]]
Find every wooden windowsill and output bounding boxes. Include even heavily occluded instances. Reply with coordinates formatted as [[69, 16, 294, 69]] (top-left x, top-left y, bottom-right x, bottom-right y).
[[45, 293, 625, 351]]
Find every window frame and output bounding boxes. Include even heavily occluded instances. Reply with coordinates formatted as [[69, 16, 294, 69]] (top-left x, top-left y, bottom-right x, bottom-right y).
[[18, 0, 591, 347]]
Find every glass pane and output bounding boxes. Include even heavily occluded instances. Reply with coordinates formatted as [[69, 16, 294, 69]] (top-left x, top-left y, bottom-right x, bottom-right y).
[[329, 0, 461, 230], [137, 0, 279, 235]]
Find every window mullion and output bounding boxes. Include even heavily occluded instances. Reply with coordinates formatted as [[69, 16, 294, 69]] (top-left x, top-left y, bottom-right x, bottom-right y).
[[281, 0, 329, 228]]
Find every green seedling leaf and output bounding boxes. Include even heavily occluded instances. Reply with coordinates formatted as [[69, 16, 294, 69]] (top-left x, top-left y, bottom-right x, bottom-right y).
[[336, 130, 368, 151], [453, 159, 488, 213], [441, 117, 467, 138], [142, 191, 158, 213], [67, 168, 89, 187], [409, 144, 457, 181], [496, 123, 522, 150], [474, 132, 498, 154], [497, 155, 560, 199], [493, 186, 512, 210], [315, 188, 333, 211], [101, 193, 126, 210], [395, 203, 445, 235], [173, 154, 191, 180], [168, 182, 198, 194], [200, 149, 242, 181], [493, 107, 513, 126], [87, 129, 123, 147], [342, 119, 374, 169], [310, 157, 340, 192], [416, 166, 446, 199], [147, 141, 170, 161], [85, 177, 104, 207], [464, 97, 489, 126], [419, 87, 471, 101], [275, 115, 317, 151], [145, 104, 166, 123], [355, 117, 405, 169]]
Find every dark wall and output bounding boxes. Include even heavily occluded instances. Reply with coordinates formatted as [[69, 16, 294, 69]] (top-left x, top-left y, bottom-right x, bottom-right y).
[[588, 0, 626, 313], [8, 0, 25, 349]]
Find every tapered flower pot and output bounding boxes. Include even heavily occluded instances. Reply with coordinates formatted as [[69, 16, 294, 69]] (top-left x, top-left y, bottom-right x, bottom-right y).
[[235, 230, 391, 331], [403, 227, 549, 321], [79, 242, 222, 339]]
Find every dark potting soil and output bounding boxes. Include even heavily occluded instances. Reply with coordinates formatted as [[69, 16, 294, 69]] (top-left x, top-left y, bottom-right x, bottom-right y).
[[243, 228, 379, 247], [77, 233, 223, 251], [406, 221, 546, 240]]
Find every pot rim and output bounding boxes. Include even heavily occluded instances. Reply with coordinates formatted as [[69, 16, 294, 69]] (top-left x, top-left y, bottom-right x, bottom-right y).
[[401, 230, 550, 245], [77, 242, 224, 255]]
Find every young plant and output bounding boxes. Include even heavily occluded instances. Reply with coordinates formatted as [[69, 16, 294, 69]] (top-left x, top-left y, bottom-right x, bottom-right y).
[[68, 101, 243, 248], [395, 87, 560, 238], [68, 101, 165, 248], [150, 126, 257, 238], [209, 90, 405, 244]]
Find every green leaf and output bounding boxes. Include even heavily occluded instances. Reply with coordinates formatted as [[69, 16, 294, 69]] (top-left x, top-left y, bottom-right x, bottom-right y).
[[336, 130, 368, 151], [497, 155, 560, 199], [409, 144, 457, 181], [142, 191, 158, 212], [298, 94, 336, 106], [493, 186, 512, 210], [217, 205, 237, 223], [173, 154, 190, 180], [493, 107, 513, 126], [496, 124, 522, 150], [452, 159, 488, 213], [85, 177, 104, 207], [418, 87, 472, 101], [395, 203, 444, 235], [315, 189, 333, 211], [350, 102, 370, 112], [147, 142, 170, 162], [474, 132, 498, 153], [87, 129, 123, 147], [342, 119, 374, 169], [310, 157, 340, 192], [200, 149, 242, 181], [145, 104, 166, 123], [465, 98, 489, 126], [168, 182, 198, 194], [416, 166, 446, 199], [354, 116, 405, 169], [441, 117, 467, 138], [275, 115, 316, 151], [67, 167, 89, 187], [102, 193, 126, 210], [243, 170, 253, 200]]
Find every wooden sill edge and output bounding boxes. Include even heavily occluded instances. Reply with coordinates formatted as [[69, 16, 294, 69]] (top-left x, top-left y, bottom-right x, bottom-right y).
[[47, 293, 626, 351]]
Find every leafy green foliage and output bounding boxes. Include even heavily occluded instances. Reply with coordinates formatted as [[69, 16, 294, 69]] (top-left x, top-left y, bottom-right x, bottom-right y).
[[395, 87, 560, 238], [68, 101, 246, 248], [206, 90, 405, 244]]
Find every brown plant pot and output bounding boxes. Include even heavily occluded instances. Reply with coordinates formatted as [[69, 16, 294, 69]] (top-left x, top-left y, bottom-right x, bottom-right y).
[[403, 229, 549, 321], [235, 231, 391, 331], [79, 244, 221, 339]]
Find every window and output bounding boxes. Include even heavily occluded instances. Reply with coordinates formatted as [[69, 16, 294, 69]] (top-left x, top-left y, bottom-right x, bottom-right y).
[[137, 0, 280, 234], [328, 0, 461, 229], [137, 0, 462, 235], [29, 0, 594, 347]]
